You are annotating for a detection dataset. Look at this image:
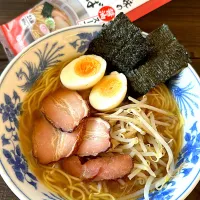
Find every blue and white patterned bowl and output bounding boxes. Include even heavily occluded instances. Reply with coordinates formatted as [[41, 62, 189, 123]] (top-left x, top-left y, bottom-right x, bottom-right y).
[[0, 25, 200, 200]]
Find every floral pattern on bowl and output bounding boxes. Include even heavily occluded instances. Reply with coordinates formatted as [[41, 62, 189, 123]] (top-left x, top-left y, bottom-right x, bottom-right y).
[[0, 25, 200, 200]]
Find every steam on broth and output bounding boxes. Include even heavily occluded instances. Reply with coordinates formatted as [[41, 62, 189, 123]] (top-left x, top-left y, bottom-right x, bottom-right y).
[[19, 13, 188, 200]]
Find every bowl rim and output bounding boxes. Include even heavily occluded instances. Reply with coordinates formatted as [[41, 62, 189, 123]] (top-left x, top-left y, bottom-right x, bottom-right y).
[[0, 24, 102, 200], [0, 24, 200, 200]]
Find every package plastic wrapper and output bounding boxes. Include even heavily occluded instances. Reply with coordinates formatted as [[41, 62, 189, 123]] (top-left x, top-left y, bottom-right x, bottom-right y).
[[0, 0, 171, 60]]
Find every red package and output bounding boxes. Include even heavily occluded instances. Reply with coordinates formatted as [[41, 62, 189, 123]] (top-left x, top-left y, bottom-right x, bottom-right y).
[[127, 0, 171, 21], [0, 0, 171, 60], [0, 0, 79, 60]]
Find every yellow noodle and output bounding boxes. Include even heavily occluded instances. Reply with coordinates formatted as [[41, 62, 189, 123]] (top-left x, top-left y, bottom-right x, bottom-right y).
[[92, 193, 116, 200], [74, 183, 90, 196], [19, 61, 183, 200]]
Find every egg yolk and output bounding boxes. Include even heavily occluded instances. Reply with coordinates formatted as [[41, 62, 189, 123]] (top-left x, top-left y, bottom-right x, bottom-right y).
[[98, 77, 122, 97], [75, 57, 101, 77]]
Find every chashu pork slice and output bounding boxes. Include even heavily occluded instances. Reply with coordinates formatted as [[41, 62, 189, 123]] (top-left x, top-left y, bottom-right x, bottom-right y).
[[41, 88, 89, 132], [62, 155, 133, 181], [77, 117, 111, 157], [32, 117, 84, 164]]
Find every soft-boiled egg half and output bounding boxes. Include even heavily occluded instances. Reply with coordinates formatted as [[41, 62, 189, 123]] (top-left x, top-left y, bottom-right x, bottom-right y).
[[60, 55, 106, 90], [89, 72, 127, 111]]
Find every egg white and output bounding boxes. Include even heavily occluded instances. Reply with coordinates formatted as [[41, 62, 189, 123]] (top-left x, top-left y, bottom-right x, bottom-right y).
[[60, 55, 106, 90], [89, 72, 127, 111]]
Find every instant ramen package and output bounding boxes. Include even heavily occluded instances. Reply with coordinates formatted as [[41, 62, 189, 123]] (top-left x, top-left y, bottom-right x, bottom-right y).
[[0, 0, 82, 60], [0, 0, 171, 60]]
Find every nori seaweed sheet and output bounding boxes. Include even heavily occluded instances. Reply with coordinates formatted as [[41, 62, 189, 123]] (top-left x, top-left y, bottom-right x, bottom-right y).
[[146, 24, 176, 56], [86, 13, 190, 97], [112, 31, 149, 68], [127, 41, 190, 96], [127, 25, 190, 97], [86, 13, 149, 73], [100, 13, 140, 45]]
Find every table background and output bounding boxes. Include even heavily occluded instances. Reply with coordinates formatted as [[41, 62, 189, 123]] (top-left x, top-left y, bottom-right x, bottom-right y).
[[0, 0, 200, 199]]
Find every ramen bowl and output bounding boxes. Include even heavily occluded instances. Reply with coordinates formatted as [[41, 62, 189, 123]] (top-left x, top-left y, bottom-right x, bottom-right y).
[[0, 25, 200, 200]]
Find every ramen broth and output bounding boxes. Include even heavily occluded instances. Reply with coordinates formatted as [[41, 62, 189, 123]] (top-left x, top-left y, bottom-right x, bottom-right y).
[[19, 61, 183, 200]]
